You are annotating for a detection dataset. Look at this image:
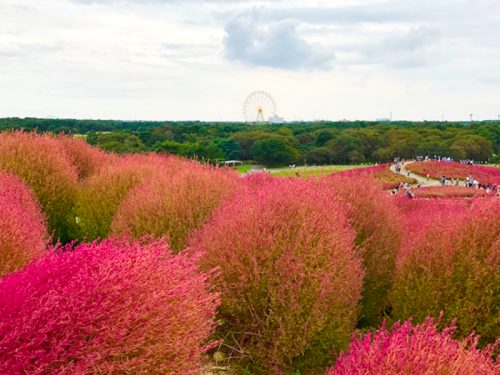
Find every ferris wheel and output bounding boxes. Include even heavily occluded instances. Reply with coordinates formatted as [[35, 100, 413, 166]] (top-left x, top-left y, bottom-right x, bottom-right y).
[[243, 91, 277, 124]]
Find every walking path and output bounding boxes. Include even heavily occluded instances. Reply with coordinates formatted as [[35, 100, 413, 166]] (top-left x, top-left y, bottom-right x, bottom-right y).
[[390, 162, 441, 187]]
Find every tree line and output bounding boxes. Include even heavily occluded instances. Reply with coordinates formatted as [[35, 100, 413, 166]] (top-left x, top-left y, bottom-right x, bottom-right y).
[[1, 118, 499, 165]]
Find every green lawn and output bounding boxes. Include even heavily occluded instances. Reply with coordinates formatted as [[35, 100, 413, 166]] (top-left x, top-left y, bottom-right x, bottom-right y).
[[271, 165, 370, 178]]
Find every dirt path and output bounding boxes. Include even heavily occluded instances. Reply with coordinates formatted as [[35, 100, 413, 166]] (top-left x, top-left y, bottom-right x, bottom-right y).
[[390, 162, 441, 187]]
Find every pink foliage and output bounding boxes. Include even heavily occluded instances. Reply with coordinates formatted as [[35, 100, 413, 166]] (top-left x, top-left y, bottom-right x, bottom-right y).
[[392, 198, 500, 343], [334, 164, 416, 189], [112, 161, 240, 252], [55, 135, 113, 181], [0, 173, 47, 277], [407, 161, 500, 184], [327, 318, 499, 375], [319, 174, 402, 326], [412, 186, 494, 198], [191, 177, 363, 372], [0, 238, 219, 374], [0, 131, 79, 242]]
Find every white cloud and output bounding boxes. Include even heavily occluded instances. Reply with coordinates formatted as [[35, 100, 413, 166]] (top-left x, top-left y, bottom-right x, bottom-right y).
[[223, 9, 334, 70]]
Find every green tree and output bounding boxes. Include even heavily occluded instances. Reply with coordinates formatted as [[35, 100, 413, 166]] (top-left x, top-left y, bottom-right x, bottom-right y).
[[251, 137, 300, 165]]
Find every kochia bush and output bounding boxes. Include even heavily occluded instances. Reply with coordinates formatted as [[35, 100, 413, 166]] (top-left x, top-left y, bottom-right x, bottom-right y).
[[321, 174, 402, 327], [391, 199, 500, 344], [327, 318, 499, 374], [76, 154, 166, 240], [0, 238, 219, 374], [55, 135, 112, 181], [191, 178, 363, 373], [0, 173, 47, 277], [0, 131, 79, 242], [112, 163, 240, 252]]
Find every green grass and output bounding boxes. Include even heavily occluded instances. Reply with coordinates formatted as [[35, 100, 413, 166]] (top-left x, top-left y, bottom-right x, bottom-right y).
[[271, 165, 370, 178], [237, 165, 255, 173]]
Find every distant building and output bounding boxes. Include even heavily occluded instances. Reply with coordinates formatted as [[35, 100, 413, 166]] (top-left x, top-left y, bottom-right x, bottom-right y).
[[268, 115, 285, 124]]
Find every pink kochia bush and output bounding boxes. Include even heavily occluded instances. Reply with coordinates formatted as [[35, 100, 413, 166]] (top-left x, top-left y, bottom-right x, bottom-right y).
[[112, 162, 240, 252], [0, 173, 47, 276], [327, 317, 499, 374], [0, 131, 79, 242], [391, 199, 500, 344], [191, 176, 364, 372], [55, 135, 112, 181], [320, 174, 402, 327], [0, 238, 219, 374]]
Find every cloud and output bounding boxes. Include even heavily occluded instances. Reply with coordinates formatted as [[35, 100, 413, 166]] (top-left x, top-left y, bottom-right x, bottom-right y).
[[223, 9, 334, 70], [361, 26, 443, 68]]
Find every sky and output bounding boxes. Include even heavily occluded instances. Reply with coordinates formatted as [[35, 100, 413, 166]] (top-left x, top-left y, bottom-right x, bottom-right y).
[[0, 0, 499, 122]]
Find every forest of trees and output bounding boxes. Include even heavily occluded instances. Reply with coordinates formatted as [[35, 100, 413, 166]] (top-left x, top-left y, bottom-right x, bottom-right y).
[[1, 118, 499, 165]]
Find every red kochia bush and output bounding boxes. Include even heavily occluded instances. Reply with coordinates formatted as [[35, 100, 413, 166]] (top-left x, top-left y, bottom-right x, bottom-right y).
[[327, 318, 499, 374], [55, 135, 112, 181], [0, 131, 79, 242], [0, 173, 47, 277], [111, 163, 240, 252], [191, 178, 363, 372], [392, 199, 500, 344], [320, 174, 402, 327], [0, 238, 219, 374]]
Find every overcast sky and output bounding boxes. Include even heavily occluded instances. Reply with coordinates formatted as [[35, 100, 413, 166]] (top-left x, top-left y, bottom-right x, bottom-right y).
[[1, 0, 499, 121]]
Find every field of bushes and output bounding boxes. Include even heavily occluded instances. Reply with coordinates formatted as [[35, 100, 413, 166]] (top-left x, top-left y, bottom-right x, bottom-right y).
[[406, 161, 500, 184], [0, 131, 498, 374]]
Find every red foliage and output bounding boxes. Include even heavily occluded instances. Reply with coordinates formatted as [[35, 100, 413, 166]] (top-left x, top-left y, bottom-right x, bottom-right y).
[[391, 198, 500, 344], [0, 131, 79, 242], [320, 174, 402, 326], [334, 164, 416, 189], [191, 177, 363, 372], [406, 161, 500, 184], [55, 135, 113, 181], [0, 173, 47, 277], [0, 237, 219, 374], [112, 162, 240, 252], [327, 318, 499, 374], [412, 186, 494, 198]]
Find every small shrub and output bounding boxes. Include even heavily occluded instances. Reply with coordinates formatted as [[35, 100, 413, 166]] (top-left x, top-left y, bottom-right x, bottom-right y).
[[112, 163, 240, 252], [327, 317, 499, 374], [0, 131, 79, 242], [0, 237, 219, 374], [191, 178, 363, 373], [321, 174, 402, 327], [0, 173, 47, 277], [391, 199, 500, 344]]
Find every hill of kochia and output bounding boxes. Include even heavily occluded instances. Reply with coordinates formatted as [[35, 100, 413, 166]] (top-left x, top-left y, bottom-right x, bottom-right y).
[[1, 117, 499, 165], [0, 131, 498, 374]]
